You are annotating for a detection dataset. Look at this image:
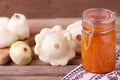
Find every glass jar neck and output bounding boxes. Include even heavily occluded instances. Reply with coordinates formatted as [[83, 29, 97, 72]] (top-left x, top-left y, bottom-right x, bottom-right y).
[[82, 8, 116, 33], [83, 21, 115, 33]]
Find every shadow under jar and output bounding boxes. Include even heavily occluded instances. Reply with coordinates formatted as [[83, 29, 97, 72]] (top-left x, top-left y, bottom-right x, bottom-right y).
[[81, 8, 116, 73]]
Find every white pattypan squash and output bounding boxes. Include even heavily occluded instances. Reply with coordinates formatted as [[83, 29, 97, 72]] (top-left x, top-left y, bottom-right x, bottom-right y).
[[34, 25, 76, 66], [0, 27, 18, 48], [7, 13, 30, 40], [67, 20, 82, 53]]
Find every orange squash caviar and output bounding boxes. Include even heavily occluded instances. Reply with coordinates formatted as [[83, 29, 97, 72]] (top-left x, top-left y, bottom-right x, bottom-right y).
[[81, 8, 116, 73]]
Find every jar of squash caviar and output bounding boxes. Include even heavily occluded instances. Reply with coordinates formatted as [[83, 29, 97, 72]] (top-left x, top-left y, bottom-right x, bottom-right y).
[[81, 8, 116, 73]]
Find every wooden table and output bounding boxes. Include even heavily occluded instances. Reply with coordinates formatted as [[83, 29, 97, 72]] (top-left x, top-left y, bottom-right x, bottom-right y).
[[0, 18, 120, 80]]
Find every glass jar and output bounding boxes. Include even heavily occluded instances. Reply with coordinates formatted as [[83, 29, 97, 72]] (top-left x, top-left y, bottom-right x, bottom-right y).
[[81, 8, 116, 73]]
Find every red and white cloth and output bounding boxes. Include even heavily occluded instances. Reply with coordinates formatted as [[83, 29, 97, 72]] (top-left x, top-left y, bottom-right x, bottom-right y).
[[63, 45, 120, 80]]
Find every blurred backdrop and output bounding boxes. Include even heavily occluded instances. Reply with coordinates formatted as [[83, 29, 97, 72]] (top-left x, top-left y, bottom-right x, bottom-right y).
[[0, 0, 120, 18]]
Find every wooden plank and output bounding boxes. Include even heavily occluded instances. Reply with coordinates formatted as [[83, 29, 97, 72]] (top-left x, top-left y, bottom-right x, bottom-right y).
[[8, 58, 80, 66], [0, 0, 120, 18], [0, 76, 62, 80], [28, 18, 80, 33], [0, 65, 77, 76]]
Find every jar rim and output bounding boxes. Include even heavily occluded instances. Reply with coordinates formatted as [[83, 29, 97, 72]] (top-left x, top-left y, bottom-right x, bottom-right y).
[[82, 8, 116, 23]]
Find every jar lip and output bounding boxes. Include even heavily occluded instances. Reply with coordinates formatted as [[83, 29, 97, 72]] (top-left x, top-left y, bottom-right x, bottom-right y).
[[82, 8, 116, 23]]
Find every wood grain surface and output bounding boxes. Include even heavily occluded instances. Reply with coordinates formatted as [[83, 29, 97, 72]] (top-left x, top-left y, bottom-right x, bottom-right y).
[[0, 18, 120, 80], [0, 0, 120, 18]]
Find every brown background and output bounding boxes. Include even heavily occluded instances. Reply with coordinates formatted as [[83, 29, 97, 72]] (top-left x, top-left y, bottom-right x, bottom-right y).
[[0, 0, 120, 18]]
